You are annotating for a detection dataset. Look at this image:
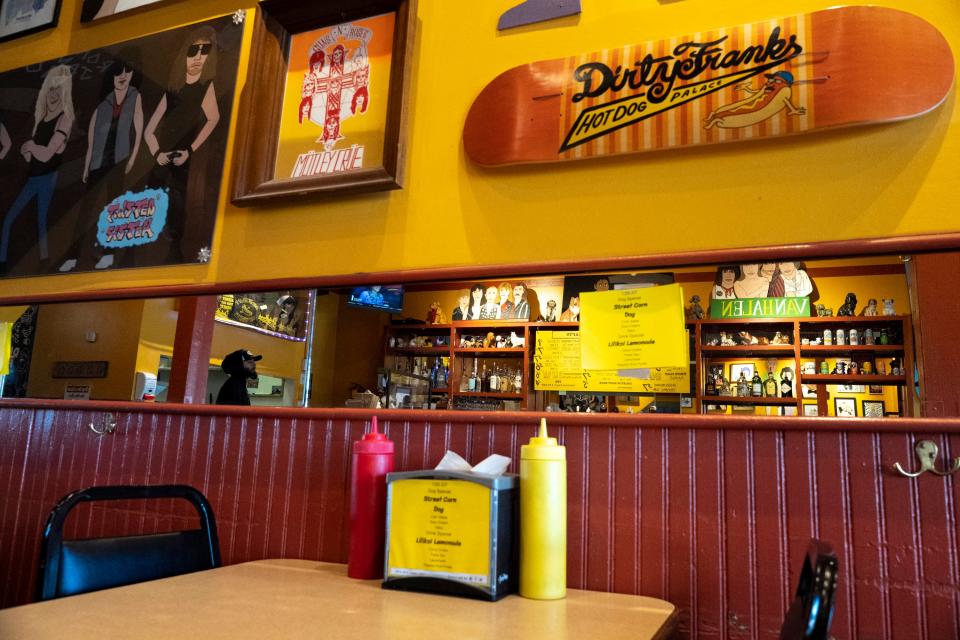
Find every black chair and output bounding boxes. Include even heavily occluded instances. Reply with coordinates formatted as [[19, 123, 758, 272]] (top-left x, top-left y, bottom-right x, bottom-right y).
[[37, 484, 221, 600], [779, 539, 839, 640]]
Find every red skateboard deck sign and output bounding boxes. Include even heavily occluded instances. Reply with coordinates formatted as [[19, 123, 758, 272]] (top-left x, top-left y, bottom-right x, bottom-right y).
[[464, 6, 954, 166]]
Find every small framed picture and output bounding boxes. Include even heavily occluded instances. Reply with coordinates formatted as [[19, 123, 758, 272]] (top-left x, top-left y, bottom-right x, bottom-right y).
[[231, 0, 416, 203], [680, 396, 693, 408], [838, 383, 865, 394], [801, 384, 817, 399], [834, 397, 857, 417], [803, 404, 819, 417], [728, 362, 755, 382], [868, 384, 884, 395], [780, 406, 798, 416], [0, 0, 61, 43], [862, 400, 885, 418]]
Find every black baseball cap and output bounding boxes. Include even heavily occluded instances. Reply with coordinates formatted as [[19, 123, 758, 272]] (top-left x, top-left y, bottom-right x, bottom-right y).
[[240, 350, 262, 362]]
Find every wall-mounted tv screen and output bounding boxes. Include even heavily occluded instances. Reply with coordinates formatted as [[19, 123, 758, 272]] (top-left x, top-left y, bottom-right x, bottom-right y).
[[347, 285, 404, 313]]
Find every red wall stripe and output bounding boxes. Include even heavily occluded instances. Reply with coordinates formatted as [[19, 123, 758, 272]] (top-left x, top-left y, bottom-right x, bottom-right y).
[[0, 407, 958, 639]]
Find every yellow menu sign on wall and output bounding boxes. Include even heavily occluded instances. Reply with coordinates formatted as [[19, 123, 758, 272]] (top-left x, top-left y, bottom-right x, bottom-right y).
[[534, 330, 690, 393], [579, 284, 687, 370]]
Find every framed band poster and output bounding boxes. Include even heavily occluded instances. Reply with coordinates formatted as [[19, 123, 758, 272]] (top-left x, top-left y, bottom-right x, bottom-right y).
[[0, 15, 241, 279], [80, 0, 172, 23], [231, 0, 415, 204]]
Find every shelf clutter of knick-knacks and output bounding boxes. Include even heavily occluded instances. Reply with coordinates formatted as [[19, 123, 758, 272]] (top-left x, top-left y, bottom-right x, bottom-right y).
[[457, 331, 525, 349]]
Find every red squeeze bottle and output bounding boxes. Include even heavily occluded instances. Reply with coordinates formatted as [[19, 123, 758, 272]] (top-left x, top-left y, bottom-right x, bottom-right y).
[[348, 416, 394, 579]]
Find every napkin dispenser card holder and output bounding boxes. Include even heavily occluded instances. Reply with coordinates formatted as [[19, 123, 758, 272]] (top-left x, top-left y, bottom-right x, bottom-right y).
[[382, 470, 517, 601]]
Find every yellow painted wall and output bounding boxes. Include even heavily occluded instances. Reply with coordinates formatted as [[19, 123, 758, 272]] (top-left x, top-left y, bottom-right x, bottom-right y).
[[28, 300, 145, 399], [0, 1, 956, 300], [0, 0, 960, 296]]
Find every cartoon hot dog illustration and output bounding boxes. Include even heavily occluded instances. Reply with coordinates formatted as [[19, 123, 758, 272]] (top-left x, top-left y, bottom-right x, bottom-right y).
[[703, 71, 806, 129]]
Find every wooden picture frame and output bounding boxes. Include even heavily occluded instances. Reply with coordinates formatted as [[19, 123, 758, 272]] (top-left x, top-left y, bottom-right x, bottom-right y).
[[0, 0, 61, 44], [862, 399, 885, 418], [834, 397, 856, 418], [231, 0, 415, 204], [802, 404, 819, 417], [868, 384, 884, 394]]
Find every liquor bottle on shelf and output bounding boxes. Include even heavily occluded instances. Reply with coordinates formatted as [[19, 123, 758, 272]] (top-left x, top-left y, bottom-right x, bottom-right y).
[[737, 370, 749, 397], [751, 370, 763, 397], [704, 369, 717, 396], [500, 368, 512, 393], [823, 329, 833, 345], [879, 328, 889, 345], [865, 328, 875, 345], [480, 363, 488, 391], [489, 365, 500, 393], [431, 358, 440, 387], [849, 329, 859, 345], [836, 329, 845, 346], [514, 368, 523, 393], [468, 359, 478, 391], [764, 370, 778, 397]]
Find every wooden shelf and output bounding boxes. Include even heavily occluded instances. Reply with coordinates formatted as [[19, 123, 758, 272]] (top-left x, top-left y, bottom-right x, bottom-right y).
[[798, 374, 907, 385], [799, 345, 903, 354], [697, 318, 798, 326], [796, 315, 910, 324], [453, 391, 524, 399], [701, 345, 794, 354], [700, 395, 797, 406], [454, 348, 525, 354]]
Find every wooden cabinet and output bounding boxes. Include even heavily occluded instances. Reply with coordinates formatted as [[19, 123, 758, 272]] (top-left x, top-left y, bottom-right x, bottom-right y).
[[694, 315, 914, 416], [383, 322, 531, 410]]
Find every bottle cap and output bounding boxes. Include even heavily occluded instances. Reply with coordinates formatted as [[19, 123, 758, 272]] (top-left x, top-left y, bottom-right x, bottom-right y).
[[521, 418, 566, 461], [354, 416, 394, 454]]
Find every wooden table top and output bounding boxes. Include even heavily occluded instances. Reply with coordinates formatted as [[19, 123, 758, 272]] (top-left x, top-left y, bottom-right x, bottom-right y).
[[0, 560, 677, 639]]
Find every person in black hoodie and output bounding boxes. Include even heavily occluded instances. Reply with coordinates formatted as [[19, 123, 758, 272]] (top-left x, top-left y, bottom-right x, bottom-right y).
[[215, 349, 260, 405]]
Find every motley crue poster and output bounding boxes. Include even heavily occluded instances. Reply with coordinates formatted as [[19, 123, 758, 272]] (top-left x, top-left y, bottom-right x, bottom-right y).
[[0, 14, 240, 279], [274, 12, 395, 180]]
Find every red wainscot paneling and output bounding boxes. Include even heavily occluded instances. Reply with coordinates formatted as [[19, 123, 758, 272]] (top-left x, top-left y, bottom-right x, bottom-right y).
[[0, 402, 958, 640]]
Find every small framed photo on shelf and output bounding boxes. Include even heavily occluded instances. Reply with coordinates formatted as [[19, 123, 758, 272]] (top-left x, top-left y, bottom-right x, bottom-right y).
[[728, 362, 755, 382], [803, 404, 819, 417], [231, 0, 416, 204], [862, 400, 885, 418], [801, 384, 817, 399], [0, 0, 61, 43], [834, 397, 857, 417], [868, 384, 884, 394], [838, 383, 865, 394], [680, 396, 693, 408]]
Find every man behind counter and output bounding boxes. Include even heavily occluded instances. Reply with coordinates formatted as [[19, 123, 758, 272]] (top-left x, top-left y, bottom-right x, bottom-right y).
[[216, 349, 261, 405]]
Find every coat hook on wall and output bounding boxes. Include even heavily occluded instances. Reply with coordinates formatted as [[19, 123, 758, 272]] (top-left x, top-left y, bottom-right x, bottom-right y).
[[893, 440, 960, 477]]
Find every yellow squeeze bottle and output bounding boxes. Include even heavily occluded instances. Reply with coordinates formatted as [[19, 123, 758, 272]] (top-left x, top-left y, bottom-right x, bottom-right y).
[[520, 417, 567, 599]]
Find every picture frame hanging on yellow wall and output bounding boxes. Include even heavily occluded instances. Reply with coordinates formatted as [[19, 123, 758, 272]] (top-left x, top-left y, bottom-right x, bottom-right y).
[[0, 0, 61, 44], [80, 0, 169, 23], [231, 0, 415, 205]]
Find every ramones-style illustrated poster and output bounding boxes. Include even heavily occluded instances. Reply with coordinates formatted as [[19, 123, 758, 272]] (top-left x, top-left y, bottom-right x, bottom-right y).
[[0, 15, 240, 279]]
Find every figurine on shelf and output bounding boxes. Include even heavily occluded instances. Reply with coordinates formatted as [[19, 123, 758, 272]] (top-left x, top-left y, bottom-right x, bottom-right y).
[[685, 295, 705, 321], [495, 335, 507, 349], [849, 362, 859, 375], [426, 301, 446, 324], [832, 361, 848, 375], [815, 303, 833, 317], [705, 336, 720, 346], [779, 367, 794, 398], [837, 292, 858, 316], [720, 331, 737, 346], [738, 331, 759, 345], [509, 331, 525, 348], [537, 299, 558, 322], [482, 332, 495, 348], [771, 331, 791, 345], [860, 298, 878, 316], [882, 298, 896, 316]]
